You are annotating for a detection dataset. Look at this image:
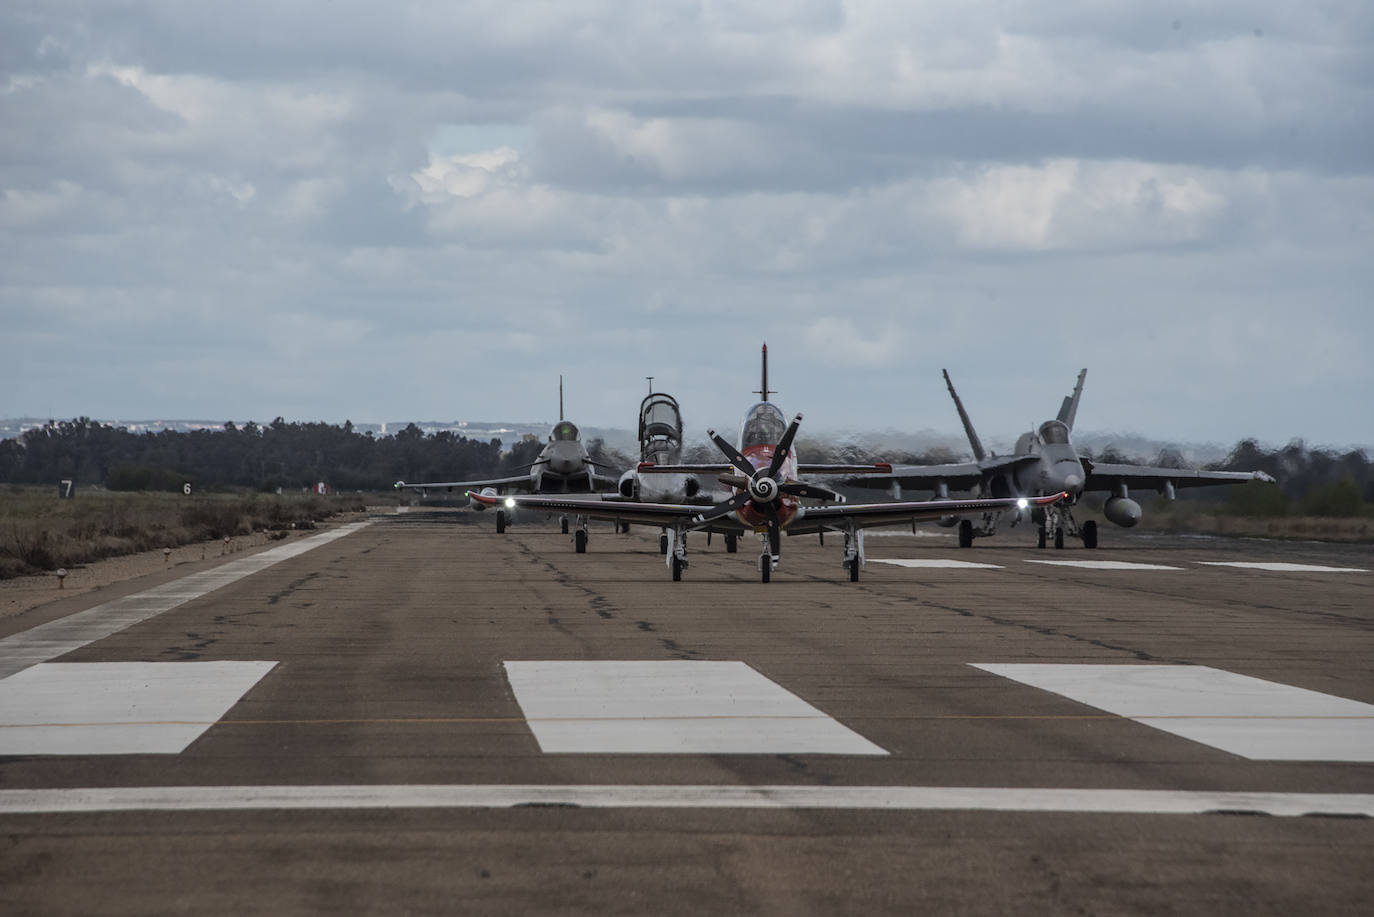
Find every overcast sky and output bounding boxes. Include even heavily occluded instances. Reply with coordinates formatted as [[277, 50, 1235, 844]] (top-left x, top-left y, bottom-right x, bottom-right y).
[[3, 1, 1371, 451]]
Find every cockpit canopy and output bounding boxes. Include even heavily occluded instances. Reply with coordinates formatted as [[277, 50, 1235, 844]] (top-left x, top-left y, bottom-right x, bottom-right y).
[[740, 402, 787, 449], [1038, 419, 1071, 445], [639, 393, 683, 446], [550, 420, 580, 442]]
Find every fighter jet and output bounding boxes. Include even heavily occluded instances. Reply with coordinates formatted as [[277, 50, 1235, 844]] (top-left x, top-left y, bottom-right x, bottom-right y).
[[394, 377, 621, 544], [471, 345, 1066, 581], [843, 369, 1275, 549]]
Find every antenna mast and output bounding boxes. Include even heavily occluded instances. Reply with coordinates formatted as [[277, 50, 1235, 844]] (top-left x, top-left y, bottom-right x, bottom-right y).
[[559, 375, 564, 421]]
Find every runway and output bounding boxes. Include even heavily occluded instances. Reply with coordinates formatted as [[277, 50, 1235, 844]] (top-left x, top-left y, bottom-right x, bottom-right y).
[[1, 508, 1370, 914]]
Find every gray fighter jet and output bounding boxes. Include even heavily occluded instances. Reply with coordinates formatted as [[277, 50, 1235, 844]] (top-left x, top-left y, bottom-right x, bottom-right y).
[[844, 369, 1275, 549], [394, 377, 621, 545]]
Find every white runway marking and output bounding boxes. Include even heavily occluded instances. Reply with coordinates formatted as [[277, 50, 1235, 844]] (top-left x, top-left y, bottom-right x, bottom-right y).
[[869, 559, 1004, 569], [1025, 560, 1184, 571], [0, 661, 276, 755], [504, 660, 887, 755], [973, 664, 1374, 762], [0, 521, 371, 680], [2, 784, 1370, 817], [1197, 561, 1368, 573]]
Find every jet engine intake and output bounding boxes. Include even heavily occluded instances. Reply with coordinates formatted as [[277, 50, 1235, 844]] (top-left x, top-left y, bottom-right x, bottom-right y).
[[684, 477, 700, 498], [618, 469, 637, 499], [1103, 496, 1142, 528]]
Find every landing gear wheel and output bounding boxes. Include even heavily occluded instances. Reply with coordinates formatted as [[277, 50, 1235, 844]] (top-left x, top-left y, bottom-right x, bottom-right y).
[[575, 530, 587, 553], [725, 534, 738, 554], [848, 559, 860, 582], [671, 555, 684, 581], [958, 519, 974, 548], [561, 518, 569, 534], [1082, 520, 1098, 549], [1054, 527, 1065, 550], [1036, 525, 1046, 549], [496, 510, 507, 534], [659, 533, 669, 555], [759, 555, 771, 583]]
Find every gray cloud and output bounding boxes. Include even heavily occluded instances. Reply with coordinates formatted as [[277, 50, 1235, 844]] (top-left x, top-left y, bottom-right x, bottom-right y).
[[2, 1, 1371, 448]]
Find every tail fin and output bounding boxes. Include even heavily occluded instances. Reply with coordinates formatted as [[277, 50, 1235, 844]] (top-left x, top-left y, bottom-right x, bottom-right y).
[[753, 342, 772, 402], [942, 369, 986, 462], [1056, 368, 1087, 430]]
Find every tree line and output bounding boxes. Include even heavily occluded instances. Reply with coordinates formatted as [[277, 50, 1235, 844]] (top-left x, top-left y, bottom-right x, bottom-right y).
[[0, 419, 1368, 515]]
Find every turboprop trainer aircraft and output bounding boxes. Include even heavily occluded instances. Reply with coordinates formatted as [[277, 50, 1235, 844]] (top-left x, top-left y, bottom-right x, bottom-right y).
[[471, 345, 1065, 582], [394, 377, 621, 542], [844, 368, 1275, 549]]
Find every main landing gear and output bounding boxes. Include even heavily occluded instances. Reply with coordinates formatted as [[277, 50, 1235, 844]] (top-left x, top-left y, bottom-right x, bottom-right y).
[[571, 515, 589, 553], [842, 527, 864, 582], [665, 526, 689, 581], [495, 510, 507, 534]]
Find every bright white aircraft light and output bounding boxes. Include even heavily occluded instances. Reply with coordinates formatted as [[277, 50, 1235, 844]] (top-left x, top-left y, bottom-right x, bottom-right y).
[[505, 497, 516, 508], [1016, 498, 1029, 510]]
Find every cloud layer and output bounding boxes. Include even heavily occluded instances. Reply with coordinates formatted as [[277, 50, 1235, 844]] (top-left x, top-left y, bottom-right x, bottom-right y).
[[3, 1, 1371, 447]]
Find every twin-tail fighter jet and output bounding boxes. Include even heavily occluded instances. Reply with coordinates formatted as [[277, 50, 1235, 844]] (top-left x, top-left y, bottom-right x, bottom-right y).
[[844, 369, 1275, 549], [471, 345, 1065, 582], [395, 377, 621, 547]]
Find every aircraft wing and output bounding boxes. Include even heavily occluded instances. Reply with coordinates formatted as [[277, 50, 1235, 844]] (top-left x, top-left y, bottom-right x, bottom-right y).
[[788, 492, 1066, 534], [842, 456, 1036, 492], [395, 473, 533, 493], [468, 491, 750, 532], [1084, 463, 1276, 493]]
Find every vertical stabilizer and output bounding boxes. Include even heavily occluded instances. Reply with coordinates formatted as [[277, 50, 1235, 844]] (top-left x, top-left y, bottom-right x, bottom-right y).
[[559, 375, 564, 421], [754, 343, 772, 402], [1056, 368, 1087, 430], [943, 369, 987, 462]]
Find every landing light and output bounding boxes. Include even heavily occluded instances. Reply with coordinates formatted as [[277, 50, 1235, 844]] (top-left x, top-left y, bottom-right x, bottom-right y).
[[1016, 498, 1029, 510], [504, 497, 516, 509]]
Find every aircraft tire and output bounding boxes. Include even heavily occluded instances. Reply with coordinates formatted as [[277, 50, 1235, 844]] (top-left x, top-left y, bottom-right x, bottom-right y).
[[725, 534, 738, 554], [760, 555, 771, 583], [496, 511, 507, 535], [1082, 520, 1098, 549], [1054, 527, 1065, 550], [561, 518, 569, 534], [1036, 525, 1046, 549], [659, 533, 669, 555], [671, 556, 683, 581], [958, 519, 974, 548], [849, 559, 860, 582], [575, 529, 587, 553]]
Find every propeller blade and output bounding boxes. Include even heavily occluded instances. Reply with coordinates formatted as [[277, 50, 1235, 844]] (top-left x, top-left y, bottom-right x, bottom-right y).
[[693, 490, 752, 524], [708, 428, 757, 479], [778, 481, 843, 502], [763, 504, 781, 558], [716, 474, 750, 489], [766, 413, 803, 479]]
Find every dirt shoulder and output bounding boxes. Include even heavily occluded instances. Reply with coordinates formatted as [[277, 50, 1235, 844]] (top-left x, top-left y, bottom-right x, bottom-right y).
[[0, 512, 377, 625]]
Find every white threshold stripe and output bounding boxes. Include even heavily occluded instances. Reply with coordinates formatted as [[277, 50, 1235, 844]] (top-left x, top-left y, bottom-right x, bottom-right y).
[[2, 785, 1371, 817], [0, 522, 371, 680]]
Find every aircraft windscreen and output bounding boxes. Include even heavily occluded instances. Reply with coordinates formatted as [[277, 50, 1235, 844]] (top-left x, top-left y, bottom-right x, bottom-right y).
[[641, 398, 681, 440], [551, 421, 580, 442], [740, 403, 786, 449], [1039, 420, 1071, 445]]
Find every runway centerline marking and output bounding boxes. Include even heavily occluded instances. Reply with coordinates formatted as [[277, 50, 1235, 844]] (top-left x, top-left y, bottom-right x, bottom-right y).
[[973, 663, 1374, 762], [2, 785, 1370, 817], [1025, 560, 1184, 571], [1197, 561, 1368, 573], [504, 660, 887, 755], [0, 662, 277, 755], [869, 559, 1004, 569], [0, 521, 371, 680]]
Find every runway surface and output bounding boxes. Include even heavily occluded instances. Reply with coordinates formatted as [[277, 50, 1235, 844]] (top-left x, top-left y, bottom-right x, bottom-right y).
[[1, 508, 1370, 914]]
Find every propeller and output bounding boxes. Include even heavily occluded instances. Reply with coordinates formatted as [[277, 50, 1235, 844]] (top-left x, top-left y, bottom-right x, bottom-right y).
[[698, 413, 805, 563]]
